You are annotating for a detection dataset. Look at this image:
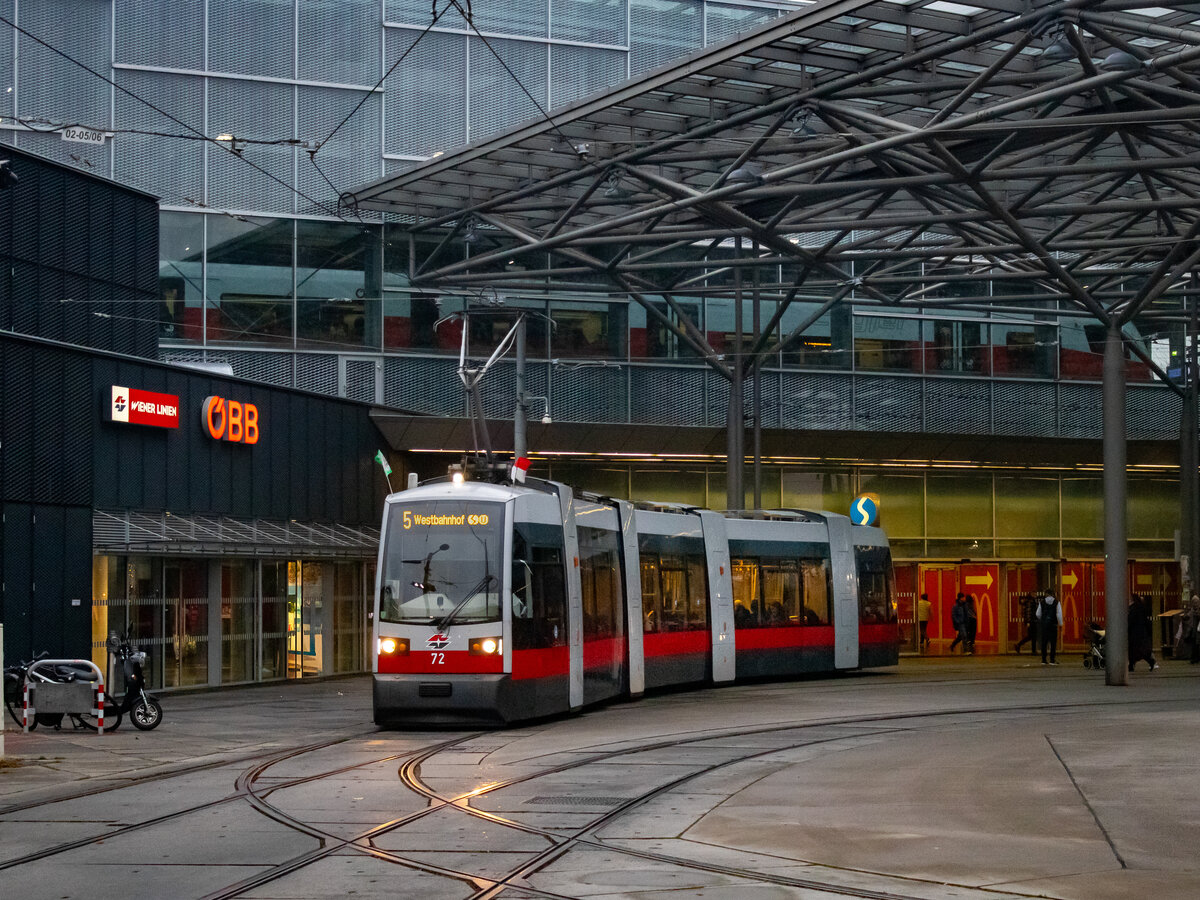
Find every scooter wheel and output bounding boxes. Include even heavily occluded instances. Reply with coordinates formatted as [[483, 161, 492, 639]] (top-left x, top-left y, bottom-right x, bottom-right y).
[[131, 697, 162, 731], [1083, 657, 1092, 668], [77, 705, 121, 732]]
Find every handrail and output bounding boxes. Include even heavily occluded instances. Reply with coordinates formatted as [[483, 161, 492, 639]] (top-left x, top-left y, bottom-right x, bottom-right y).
[[23, 659, 106, 734]]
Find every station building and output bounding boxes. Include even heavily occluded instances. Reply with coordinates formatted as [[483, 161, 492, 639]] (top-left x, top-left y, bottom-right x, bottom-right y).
[[2, 1, 1196, 679], [1, 146, 386, 688]]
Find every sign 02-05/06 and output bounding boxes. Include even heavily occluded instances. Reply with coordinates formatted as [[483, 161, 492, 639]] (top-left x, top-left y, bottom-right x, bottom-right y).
[[202, 396, 260, 444]]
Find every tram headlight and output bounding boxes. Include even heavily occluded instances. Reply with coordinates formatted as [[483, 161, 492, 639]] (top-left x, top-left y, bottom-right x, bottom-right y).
[[469, 637, 502, 656], [378, 637, 409, 656]]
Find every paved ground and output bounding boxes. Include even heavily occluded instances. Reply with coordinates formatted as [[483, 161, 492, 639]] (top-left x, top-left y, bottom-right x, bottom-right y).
[[2, 655, 1198, 899]]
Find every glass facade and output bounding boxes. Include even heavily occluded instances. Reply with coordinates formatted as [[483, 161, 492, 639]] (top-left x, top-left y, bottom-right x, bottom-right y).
[[91, 555, 370, 691], [543, 461, 1181, 565]]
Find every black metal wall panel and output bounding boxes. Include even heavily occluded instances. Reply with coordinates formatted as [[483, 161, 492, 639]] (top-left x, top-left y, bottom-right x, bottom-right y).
[[2, 341, 35, 501], [0, 146, 158, 357], [30, 506, 66, 652], [267, 389, 292, 521], [2, 503, 34, 658]]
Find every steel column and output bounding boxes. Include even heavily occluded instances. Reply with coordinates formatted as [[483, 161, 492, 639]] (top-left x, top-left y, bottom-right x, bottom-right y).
[[1103, 322, 1129, 685]]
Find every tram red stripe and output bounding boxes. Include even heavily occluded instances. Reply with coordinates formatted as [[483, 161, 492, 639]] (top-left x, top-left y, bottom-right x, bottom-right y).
[[643, 630, 709, 658], [734, 625, 835, 650], [583, 636, 626, 670], [512, 646, 570, 680], [859, 623, 900, 645]]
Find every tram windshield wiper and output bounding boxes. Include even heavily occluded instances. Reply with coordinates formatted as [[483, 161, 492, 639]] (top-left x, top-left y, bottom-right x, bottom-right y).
[[434, 573, 497, 632]]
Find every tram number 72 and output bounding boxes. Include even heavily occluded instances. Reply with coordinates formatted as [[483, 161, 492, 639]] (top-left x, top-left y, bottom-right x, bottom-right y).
[[430, 652, 445, 665]]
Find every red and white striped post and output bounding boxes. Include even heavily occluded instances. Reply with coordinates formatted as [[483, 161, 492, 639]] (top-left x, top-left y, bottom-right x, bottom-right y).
[[95, 681, 106, 735]]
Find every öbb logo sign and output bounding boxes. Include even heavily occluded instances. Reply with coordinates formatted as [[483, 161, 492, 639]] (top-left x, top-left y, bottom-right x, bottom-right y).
[[202, 396, 260, 444]]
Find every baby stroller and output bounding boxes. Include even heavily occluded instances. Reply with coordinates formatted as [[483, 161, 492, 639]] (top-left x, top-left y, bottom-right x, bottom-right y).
[[1083, 622, 1105, 669]]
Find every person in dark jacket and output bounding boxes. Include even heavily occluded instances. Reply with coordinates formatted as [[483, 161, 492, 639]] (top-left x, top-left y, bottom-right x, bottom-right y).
[[1014, 593, 1038, 654], [1127, 593, 1157, 672], [964, 594, 978, 654], [949, 593, 967, 653], [1037, 590, 1062, 665]]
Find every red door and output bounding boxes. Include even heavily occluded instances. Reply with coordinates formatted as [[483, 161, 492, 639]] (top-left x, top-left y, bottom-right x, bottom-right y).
[[1004, 564, 1040, 650], [961, 563, 1000, 654], [919, 566, 959, 654], [1060, 561, 1102, 647]]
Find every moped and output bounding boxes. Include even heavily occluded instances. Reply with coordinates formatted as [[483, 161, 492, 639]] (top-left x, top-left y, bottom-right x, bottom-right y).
[[102, 630, 163, 731]]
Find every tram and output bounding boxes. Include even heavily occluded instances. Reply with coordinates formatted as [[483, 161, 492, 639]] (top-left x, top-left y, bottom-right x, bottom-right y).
[[372, 474, 898, 725]]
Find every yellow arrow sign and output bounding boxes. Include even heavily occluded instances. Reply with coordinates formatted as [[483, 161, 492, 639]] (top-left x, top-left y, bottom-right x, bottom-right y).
[[965, 572, 993, 590], [1062, 571, 1078, 589]]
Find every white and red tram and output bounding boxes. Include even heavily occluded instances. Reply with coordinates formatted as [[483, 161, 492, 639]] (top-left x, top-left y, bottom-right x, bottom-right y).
[[372, 475, 898, 725]]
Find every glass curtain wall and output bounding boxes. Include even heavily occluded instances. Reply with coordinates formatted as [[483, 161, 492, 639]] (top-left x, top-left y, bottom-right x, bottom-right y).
[[93, 555, 371, 689], [222, 561, 257, 685]]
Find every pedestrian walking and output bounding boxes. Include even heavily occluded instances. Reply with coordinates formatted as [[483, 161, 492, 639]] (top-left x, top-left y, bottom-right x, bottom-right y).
[[1014, 593, 1037, 654], [964, 594, 978, 654], [949, 593, 967, 653], [1127, 593, 1157, 672], [1037, 589, 1062, 665], [1179, 594, 1200, 664], [917, 593, 931, 652]]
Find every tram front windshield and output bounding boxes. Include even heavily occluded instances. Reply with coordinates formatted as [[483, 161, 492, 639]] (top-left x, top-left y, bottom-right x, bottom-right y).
[[380, 500, 504, 626]]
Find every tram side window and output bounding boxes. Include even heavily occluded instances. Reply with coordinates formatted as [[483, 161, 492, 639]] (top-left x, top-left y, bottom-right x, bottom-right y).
[[579, 526, 623, 640], [801, 559, 832, 625], [512, 531, 568, 649], [855, 545, 896, 624], [640, 557, 660, 633], [732, 559, 761, 628], [639, 535, 708, 633], [761, 560, 800, 626], [733, 555, 832, 627]]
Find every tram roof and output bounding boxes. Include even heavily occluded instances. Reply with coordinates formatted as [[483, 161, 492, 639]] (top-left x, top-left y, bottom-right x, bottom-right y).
[[345, 0, 1200, 370]]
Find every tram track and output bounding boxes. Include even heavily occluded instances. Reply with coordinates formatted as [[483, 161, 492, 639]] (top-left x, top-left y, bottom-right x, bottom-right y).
[[211, 698, 1142, 900], [0, 731, 472, 874], [3, 693, 1190, 898]]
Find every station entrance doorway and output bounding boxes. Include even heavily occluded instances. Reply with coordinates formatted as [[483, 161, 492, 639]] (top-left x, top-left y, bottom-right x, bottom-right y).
[[917, 564, 1001, 655]]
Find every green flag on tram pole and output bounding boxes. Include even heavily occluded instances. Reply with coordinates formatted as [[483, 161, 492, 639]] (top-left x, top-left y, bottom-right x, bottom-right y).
[[374, 450, 393, 476], [374, 450, 394, 493]]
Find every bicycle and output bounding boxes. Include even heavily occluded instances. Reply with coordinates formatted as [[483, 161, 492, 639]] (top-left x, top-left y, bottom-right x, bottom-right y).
[[4, 652, 108, 731]]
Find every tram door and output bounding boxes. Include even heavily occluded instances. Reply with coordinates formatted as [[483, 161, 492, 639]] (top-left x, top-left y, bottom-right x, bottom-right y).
[[918, 565, 959, 654]]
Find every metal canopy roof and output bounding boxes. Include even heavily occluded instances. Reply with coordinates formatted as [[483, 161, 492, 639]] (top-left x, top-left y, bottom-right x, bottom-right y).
[[345, 0, 1200, 379]]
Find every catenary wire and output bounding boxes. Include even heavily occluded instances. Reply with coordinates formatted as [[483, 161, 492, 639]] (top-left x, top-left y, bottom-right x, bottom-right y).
[[445, 0, 578, 152], [315, 0, 451, 159], [0, 14, 341, 220]]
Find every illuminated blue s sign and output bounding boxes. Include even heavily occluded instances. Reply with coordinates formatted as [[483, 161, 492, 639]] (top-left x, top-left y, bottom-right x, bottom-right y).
[[850, 494, 879, 526]]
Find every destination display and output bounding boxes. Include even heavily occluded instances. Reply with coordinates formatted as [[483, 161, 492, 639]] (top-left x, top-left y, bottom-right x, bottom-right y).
[[402, 510, 490, 529]]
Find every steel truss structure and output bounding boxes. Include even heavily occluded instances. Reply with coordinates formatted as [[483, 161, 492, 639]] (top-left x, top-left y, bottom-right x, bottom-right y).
[[347, 0, 1200, 371], [346, 0, 1200, 679]]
